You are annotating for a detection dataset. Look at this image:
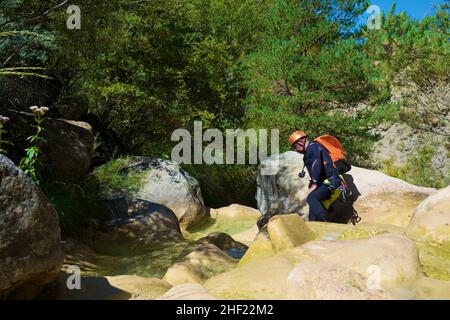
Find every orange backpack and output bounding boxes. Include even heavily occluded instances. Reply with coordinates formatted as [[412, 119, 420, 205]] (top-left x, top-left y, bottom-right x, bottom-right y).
[[314, 135, 351, 174]]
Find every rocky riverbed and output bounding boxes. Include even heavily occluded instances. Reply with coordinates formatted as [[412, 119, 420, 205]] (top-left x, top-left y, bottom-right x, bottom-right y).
[[1, 153, 449, 300]]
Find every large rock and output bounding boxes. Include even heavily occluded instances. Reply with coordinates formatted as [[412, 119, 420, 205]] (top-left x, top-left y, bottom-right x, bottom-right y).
[[196, 232, 248, 258], [237, 238, 275, 266], [204, 255, 296, 299], [204, 233, 423, 299], [267, 214, 316, 252], [104, 275, 172, 300], [256, 151, 434, 226], [210, 204, 261, 220], [163, 243, 237, 286], [0, 155, 63, 299], [407, 185, 450, 243], [286, 261, 393, 300], [98, 157, 206, 229], [93, 200, 184, 254], [2, 109, 93, 182], [289, 233, 422, 288], [257, 152, 310, 219]]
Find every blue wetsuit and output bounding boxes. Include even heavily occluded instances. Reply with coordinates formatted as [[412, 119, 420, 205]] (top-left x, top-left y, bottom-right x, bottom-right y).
[[303, 142, 341, 221]]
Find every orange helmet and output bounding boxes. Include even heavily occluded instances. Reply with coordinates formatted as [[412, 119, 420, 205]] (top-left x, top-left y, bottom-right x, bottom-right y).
[[289, 130, 307, 146]]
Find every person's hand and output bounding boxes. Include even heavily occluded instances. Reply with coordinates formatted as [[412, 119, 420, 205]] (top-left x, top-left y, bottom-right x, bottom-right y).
[[308, 184, 317, 194]]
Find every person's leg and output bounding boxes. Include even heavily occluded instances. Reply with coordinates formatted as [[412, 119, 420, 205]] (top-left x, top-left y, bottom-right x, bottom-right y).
[[307, 184, 332, 221]]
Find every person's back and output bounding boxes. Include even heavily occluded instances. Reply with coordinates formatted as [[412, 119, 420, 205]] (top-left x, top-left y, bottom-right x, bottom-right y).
[[303, 141, 340, 187]]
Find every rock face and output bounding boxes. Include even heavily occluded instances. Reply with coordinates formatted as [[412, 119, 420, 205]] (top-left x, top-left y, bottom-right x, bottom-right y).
[[256, 151, 434, 226], [99, 157, 206, 229], [408, 186, 450, 243], [257, 152, 310, 218], [95, 200, 184, 253], [0, 155, 63, 299], [2, 109, 93, 182], [372, 123, 449, 180]]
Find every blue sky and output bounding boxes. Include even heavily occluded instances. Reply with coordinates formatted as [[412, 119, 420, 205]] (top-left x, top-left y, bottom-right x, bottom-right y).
[[363, 0, 446, 20]]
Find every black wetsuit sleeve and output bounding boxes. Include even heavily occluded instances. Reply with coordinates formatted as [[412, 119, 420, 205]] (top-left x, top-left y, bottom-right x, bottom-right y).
[[308, 144, 322, 185]]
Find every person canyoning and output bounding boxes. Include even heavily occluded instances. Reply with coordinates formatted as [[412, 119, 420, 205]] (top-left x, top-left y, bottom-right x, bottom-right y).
[[289, 130, 351, 222]]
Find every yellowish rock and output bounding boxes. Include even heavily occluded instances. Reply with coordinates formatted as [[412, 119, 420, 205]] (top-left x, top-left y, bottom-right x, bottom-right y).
[[237, 238, 275, 266], [106, 275, 172, 300], [286, 261, 393, 300], [288, 233, 422, 288], [163, 262, 207, 286], [408, 186, 450, 243], [163, 243, 237, 286], [232, 224, 259, 245], [412, 277, 450, 300], [204, 256, 297, 299], [210, 204, 261, 220], [157, 283, 217, 300], [268, 214, 316, 252]]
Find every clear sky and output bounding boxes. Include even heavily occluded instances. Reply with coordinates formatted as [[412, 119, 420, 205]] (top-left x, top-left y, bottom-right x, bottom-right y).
[[364, 0, 446, 20]]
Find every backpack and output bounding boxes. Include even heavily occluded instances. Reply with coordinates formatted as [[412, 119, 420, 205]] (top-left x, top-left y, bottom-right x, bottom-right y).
[[314, 135, 351, 174]]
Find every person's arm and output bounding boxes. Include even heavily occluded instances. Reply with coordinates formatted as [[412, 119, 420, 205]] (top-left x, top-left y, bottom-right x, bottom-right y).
[[308, 144, 322, 192]]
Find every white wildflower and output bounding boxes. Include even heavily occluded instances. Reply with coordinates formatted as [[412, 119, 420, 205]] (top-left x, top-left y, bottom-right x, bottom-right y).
[[0, 115, 10, 124]]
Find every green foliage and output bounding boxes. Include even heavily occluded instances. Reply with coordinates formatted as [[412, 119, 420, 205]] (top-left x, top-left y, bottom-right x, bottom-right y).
[[42, 179, 109, 236], [243, 0, 372, 114], [362, 3, 450, 133], [93, 157, 146, 197], [51, 0, 268, 155], [2, 0, 448, 213], [384, 145, 449, 189], [18, 107, 47, 184], [183, 163, 258, 208]]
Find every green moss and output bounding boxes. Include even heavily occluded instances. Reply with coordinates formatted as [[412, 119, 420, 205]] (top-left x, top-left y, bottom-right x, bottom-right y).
[[338, 225, 403, 240], [185, 216, 257, 241], [413, 239, 450, 281], [93, 157, 147, 197]]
